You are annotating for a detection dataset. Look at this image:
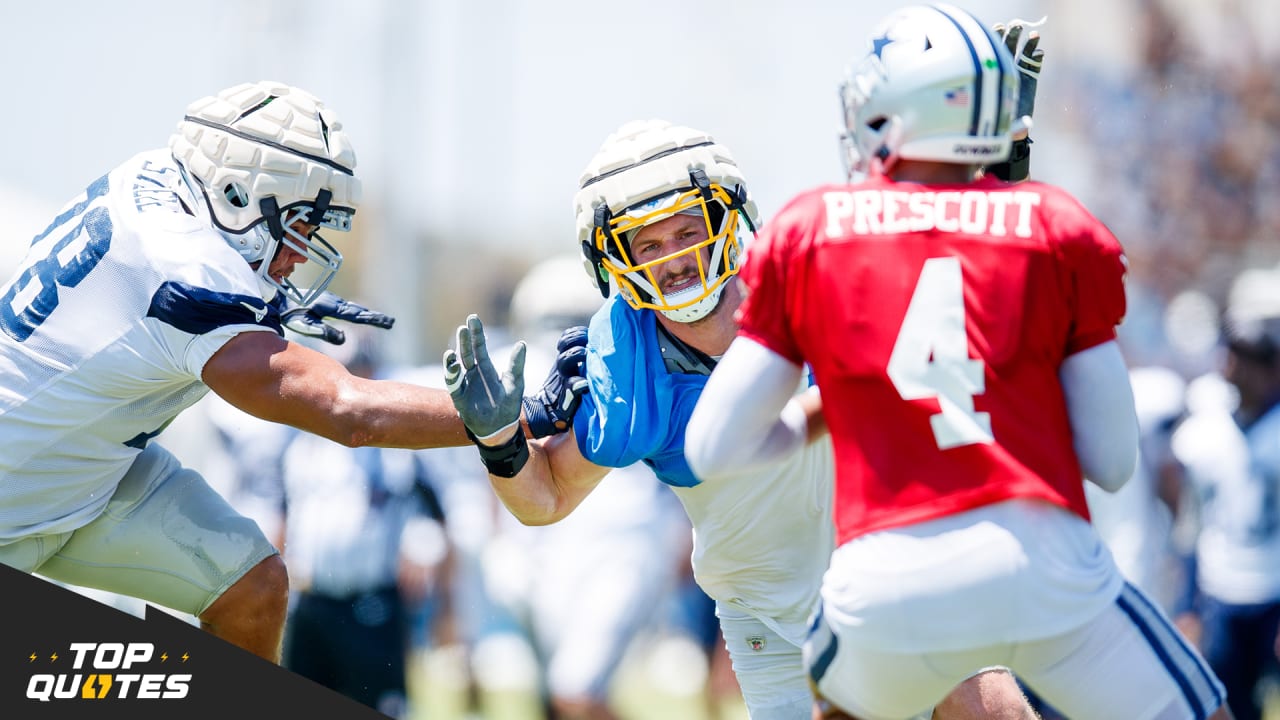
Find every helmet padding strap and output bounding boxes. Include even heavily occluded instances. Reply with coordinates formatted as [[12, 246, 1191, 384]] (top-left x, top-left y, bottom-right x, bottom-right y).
[[307, 189, 333, 226], [260, 196, 284, 240]]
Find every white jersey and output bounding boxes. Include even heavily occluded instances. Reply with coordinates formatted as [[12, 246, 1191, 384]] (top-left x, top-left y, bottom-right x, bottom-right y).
[[671, 436, 834, 646], [0, 149, 280, 541], [1173, 374, 1280, 604], [577, 296, 837, 650]]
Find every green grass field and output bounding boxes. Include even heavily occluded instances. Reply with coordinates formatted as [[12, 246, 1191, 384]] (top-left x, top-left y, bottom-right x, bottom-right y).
[[407, 634, 750, 720], [407, 636, 1280, 720]]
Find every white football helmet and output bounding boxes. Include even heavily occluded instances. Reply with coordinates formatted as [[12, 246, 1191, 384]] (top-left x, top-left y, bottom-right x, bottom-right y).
[[574, 119, 759, 323], [169, 80, 361, 305], [1223, 266, 1280, 359], [839, 4, 1019, 177], [510, 254, 604, 338]]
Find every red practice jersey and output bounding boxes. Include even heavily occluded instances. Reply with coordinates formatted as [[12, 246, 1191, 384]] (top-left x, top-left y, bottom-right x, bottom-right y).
[[736, 174, 1127, 544]]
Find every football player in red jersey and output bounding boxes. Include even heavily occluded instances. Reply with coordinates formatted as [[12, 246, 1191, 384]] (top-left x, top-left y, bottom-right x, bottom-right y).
[[686, 4, 1234, 720]]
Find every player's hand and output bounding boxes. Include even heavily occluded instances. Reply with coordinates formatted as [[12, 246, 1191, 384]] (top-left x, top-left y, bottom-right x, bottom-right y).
[[993, 18, 1045, 127], [987, 17, 1045, 182], [522, 326, 590, 438], [443, 314, 526, 444], [281, 291, 396, 345]]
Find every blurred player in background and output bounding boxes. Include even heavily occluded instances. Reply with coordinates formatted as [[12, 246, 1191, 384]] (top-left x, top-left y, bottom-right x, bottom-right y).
[[1173, 266, 1280, 720], [489, 255, 689, 720], [686, 4, 1231, 718], [0, 80, 469, 662], [1085, 364, 1189, 613], [246, 327, 448, 718], [443, 114, 1037, 718]]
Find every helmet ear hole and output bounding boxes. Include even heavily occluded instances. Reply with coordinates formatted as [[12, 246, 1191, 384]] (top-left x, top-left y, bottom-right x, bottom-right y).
[[224, 182, 250, 208]]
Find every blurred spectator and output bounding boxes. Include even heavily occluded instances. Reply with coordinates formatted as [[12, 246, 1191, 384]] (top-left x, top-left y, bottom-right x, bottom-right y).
[[1053, 0, 1280, 375]]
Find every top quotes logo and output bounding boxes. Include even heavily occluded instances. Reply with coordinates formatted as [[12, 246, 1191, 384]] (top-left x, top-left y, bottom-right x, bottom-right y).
[[26, 642, 191, 701]]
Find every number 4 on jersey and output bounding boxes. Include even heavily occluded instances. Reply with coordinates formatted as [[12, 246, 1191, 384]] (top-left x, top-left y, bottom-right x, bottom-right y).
[[887, 256, 993, 450]]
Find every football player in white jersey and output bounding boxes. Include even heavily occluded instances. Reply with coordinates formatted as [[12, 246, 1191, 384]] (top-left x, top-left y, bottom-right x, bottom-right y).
[[0, 81, 470, 662], [442, 117, 1038, 718], [1172, 267, 1280, 720]]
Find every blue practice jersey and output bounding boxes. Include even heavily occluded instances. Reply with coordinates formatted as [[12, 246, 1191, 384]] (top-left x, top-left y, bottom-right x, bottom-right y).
[[572, 294, 836, 642], [574, 295, 707, 487]]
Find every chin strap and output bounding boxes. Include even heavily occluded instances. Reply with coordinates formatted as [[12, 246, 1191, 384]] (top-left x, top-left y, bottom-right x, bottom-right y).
[[987, 136, 1032, 182], [259, 197, 284, 240], [870, 117, 904, 176], [306, 189, 333, 226]]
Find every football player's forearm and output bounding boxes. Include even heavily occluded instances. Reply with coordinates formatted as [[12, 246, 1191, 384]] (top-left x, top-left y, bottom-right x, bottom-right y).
[[267, 372, 469, 450], [339, 379, 472, 449], [687, 337, 807, 482], [486, 439, 566, 525], [206, 332, 471, 449], [799, 386, 829, 443], [488, 432, 607, 526]]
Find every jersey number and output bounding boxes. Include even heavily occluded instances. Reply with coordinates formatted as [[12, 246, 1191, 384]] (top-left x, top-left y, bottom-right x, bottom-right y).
[[0, 176, 112, 342], [887, 256, 993, 450]]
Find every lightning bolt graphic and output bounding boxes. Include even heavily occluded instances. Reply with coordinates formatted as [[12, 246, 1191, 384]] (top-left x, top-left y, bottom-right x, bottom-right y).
[[161, 652, 169, 662], [29, 653, 36, 662], [50, 653, 58, 662], [181, 653, 189, 662]]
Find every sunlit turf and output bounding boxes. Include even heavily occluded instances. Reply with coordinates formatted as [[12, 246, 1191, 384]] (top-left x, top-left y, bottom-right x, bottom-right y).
[[406, 635, 749, 720]]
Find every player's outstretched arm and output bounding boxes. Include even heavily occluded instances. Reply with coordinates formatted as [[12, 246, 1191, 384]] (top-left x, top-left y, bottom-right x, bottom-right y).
[[687, 336, 814, 483], [495, 428, 612, 526], [444, 314, 609, 525], [204, 330, 471, 449]]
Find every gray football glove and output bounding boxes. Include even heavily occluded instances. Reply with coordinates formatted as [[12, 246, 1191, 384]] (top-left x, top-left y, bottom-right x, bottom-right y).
[[443, 314, 526, 441], [993, 18, 1045, 125], [989, 17, 1046, 181]]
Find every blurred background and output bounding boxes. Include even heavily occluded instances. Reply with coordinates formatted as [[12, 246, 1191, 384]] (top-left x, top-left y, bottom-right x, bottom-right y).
[[5, 0, 1280, 718], [11, 0, 1279, 370]]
